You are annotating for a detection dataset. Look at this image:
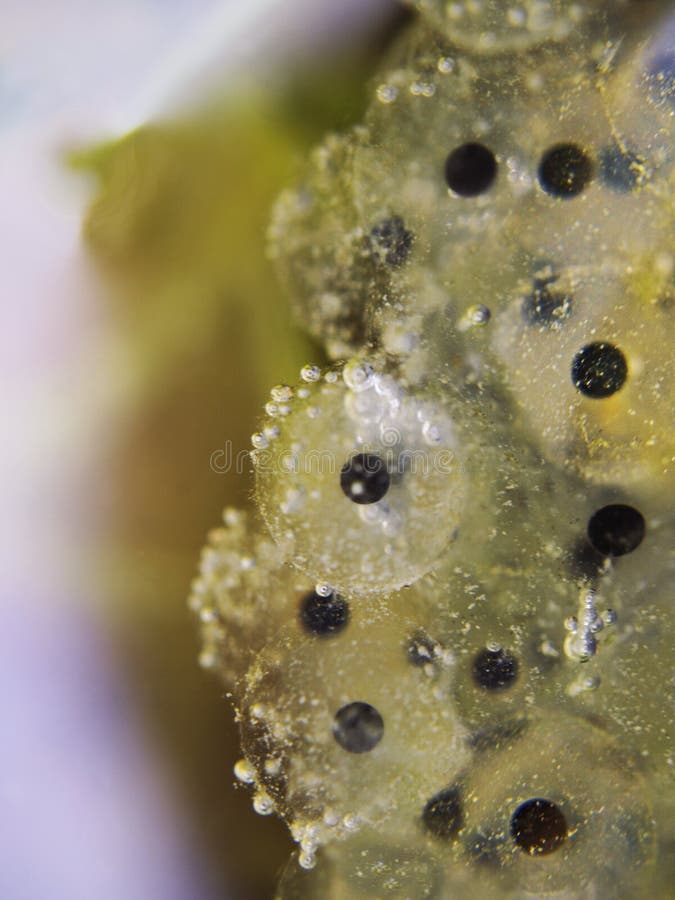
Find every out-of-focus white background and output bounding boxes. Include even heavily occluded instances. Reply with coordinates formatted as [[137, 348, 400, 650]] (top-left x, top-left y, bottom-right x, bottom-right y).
[[0, 2, 396, 897]]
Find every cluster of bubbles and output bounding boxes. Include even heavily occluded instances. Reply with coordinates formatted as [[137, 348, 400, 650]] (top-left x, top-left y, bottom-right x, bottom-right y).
[[191, 1, 673, 896]]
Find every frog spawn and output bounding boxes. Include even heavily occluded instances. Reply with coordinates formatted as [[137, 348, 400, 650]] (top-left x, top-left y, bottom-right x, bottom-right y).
[[271, 0, 674, 500], [192, 366, 671, 898], [192, 1, 673, 896]]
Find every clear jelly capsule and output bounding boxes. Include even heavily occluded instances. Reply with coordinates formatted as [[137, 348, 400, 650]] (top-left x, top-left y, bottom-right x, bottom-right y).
[[491, 265, 674, 506], [239, 614, 469, 857], [253, 362, 466, 595], [188, 509, 314, 685], [453, 713, 655, 896]]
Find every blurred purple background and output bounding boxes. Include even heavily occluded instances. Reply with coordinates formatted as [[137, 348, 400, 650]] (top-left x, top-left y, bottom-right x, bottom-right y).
[[0, 1, 395, 898]]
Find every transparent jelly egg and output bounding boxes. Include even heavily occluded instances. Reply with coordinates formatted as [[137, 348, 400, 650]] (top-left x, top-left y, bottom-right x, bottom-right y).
[[189, 507, 312, 685], [253, 361, 466, 594], [452, 714, 656, 896], [491, 265, 675, 505], [268, 134, 376, 359], [237, 614, 470, 856]]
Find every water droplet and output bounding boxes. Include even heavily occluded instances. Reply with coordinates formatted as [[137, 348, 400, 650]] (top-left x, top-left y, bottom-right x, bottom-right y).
[[253, 790, 275, 816], [469, 304, 491, 326], [506, 7, 526, 27], [251, 432, 269, 450], [300, 364, 321, 383], [198, 649, 217, 669], [298, 849, 316, 870], [410, 80, 436, 98], [271, 384, 294, 402], [376, 83, 398, 104], [199, 607, 218, 624], [343, 360, 375, 393], [422, 421, 442, 445], [567, 673, 601, 696], [343, 813, 359, 831], [234, 759, 256, 784], [264, 757, 282, 776], [223, 507, 241, 527]]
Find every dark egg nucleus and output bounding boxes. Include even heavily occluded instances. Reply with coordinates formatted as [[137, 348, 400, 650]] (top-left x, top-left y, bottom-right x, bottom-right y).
[[571, 342, 628, 398], [332, 702, 384, 753], [538, 143, 593, 197], [300, 589, 350, 636], [521, 285, 572, 327], [370, 215, 414, 267], [445, 142, 498, 197], [340, 453, 390, 504], [587, 504, 645, 557], [472, 646, 519, 690], [422, 786, 463, 839], [511, 798, 568, 856]]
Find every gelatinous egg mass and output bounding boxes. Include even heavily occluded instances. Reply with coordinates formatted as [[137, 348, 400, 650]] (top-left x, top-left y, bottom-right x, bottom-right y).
[[191, 1, 674, 897]]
